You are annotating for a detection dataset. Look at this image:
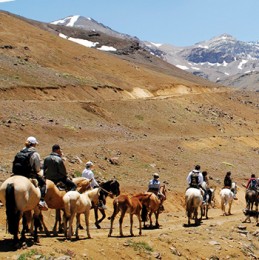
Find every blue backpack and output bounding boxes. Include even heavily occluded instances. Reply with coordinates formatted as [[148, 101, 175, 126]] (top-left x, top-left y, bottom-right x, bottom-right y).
[[250, 179, 257, 189]]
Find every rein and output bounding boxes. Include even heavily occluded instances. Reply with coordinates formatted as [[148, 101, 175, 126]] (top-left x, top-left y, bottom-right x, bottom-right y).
[[99, 186, 113, 196]]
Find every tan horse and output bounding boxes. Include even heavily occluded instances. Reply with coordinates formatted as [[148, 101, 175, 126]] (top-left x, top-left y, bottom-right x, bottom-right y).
[[63, 188, 100, 240], [108, 193, 152, 237], [40, 177, 92, 235], [141, 185, 167, 228], [0, 176, 41, 247]]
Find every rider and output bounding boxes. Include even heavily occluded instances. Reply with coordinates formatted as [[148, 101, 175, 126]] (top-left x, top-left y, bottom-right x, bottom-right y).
[[246, 174, 258, 190], [148, 173, 165, 209], [224, 171, 238, 200], [82, 161, 106, 210], [43, 144, 77, 191], [18, 136, 48, 211], [202, 171, 212, 203], [186, 165, 204, 189]]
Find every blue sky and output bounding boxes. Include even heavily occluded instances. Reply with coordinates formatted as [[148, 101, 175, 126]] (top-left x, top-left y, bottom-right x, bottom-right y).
[[1, 0, 258, 46]]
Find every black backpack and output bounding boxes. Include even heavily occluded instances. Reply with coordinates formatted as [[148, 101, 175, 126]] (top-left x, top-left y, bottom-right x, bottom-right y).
[[12, 148, 35, 177]]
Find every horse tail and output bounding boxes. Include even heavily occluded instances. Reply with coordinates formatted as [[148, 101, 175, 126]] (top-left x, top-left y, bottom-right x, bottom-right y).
[[186, 194, 195, 217], [5, 183, 20, 235], [141, 205, 148, 222]]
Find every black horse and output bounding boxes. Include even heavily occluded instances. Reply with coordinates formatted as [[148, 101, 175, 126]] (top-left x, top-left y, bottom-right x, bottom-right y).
[[94, 179, 120, 229]]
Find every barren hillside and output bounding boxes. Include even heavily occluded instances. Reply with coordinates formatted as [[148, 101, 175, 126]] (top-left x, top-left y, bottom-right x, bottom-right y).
[[0, 11, 259, 259]]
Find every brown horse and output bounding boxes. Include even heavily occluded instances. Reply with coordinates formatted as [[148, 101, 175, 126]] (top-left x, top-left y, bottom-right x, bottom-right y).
[[108, 193, 152, 237], [245, 189, 258, 211], [141, 185, 167, 228], [0, 176, 41, 247], [40, 177, 92, 236]]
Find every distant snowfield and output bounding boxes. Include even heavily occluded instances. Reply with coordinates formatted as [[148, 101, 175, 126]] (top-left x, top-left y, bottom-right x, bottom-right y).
[[59, 33, 117, 52]]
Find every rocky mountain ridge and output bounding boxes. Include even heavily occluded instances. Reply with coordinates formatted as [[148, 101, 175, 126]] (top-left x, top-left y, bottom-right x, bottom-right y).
[[51, 15, 259, 90]]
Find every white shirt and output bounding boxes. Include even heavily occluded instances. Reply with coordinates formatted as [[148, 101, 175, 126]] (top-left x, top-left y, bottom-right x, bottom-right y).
[[82, 168, 99, 188], [186, 170, 204, 186], [148, 179, 160, 190]]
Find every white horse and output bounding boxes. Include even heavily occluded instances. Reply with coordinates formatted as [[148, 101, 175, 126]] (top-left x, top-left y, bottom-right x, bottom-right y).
[[63, 188, 100, 240], [185, 188, 203, 225], [0, 176, 41, 246], [220, 182, 237, 216]]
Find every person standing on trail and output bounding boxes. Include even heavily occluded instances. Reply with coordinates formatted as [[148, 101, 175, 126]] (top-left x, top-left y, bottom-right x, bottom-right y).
[[43, 144, 76, 191], [186, 165, 204, 189]]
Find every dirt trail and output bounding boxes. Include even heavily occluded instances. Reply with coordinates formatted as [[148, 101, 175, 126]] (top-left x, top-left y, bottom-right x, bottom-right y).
[[0, 186, 258, 260]]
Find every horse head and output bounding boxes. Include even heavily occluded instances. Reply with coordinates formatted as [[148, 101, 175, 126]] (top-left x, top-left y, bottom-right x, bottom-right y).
[[101, 179, 120, 198]]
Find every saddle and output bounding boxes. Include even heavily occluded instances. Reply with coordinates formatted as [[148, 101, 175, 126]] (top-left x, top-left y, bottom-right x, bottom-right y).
[[55, 181, 68, 191]]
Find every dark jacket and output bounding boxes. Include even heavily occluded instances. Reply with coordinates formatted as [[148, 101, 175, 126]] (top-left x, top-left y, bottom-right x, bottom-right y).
[[224, 176, 232, 187], [43, 152, 67, 181]]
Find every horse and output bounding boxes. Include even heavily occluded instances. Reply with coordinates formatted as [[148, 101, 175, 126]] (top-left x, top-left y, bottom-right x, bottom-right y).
[[63, 188, 100, 240], [200, 181, 215, 219], [108, 193, 152, 237], [94, 179, 120, 229], [245, 188, 258, 211], [220, 182, 237, 216], [39, 177, 92, 236], [141, 185, 167, 228], [185, 187, 203, 226], [0, 176, 42, 247]]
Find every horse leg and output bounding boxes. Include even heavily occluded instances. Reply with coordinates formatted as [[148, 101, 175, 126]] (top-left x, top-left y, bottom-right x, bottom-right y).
[[94, 206, 100, 229], [205, 205, 209, 219], [221, 199, 226, 216], [228, 202, 232, 215], [75, 213, 80, 240], [154, 211, 160, 228], [119, 210, 126, 237], [33, 212, 41, 244], [108, 203, 119, 237], [96, 208, 106, 229], [137, 214, 142, 236], [21, 213, 28, 242], [63, 214, 68, 239], [129, 213, 134, 236], [149, 212, 153, 227], [85, 210, 91, 239], [37, 212, 51, 237]]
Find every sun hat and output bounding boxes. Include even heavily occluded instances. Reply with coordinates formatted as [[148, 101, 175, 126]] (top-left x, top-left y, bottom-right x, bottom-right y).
[[86, 161, 94, 167], [27, 136, 38, 144], [153, 173, 159, 178]]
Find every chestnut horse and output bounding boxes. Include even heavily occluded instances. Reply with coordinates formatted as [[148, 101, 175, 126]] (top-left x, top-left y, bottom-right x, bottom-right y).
[[0, 176, 41, 247], [141, 185, 167, 228], [108, 193, 152, 237]]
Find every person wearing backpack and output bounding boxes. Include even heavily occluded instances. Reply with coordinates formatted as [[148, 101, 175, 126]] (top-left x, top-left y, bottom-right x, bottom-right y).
[[12, 136, 48, 210], [43, 144, 76, 191], [246, 174, 257, 190], [186, 165, 204, 189]]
